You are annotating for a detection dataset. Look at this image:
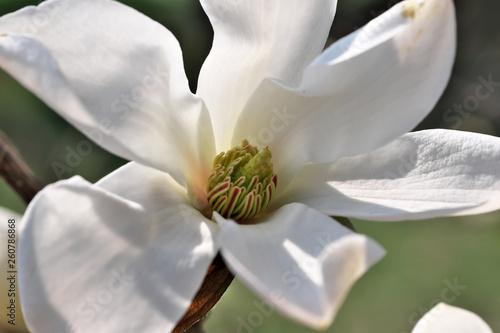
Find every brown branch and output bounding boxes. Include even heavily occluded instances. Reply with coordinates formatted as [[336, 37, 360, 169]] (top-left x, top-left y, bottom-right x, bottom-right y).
[[174, 254, 234, 333], [184, 321, 205, 333], [0, 132, 44, 204]]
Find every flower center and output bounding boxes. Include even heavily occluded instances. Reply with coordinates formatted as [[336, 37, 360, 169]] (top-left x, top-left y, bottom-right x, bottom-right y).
[[206, 140, 278, 220]]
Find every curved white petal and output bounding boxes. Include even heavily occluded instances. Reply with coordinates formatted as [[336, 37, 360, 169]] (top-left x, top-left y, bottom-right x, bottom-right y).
[[0, 208, 28, 332], [412, 303, 493, 333], [274, 129, 500, 221], [0, 0, 215, 197], [19, 175, 219, 333], [215, 204, 385, 329], [198, 0, 337, 151], [232, 0, 456, 188]]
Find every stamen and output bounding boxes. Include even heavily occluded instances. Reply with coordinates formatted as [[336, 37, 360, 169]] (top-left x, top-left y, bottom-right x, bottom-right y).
[[206, 140, 277, 221]]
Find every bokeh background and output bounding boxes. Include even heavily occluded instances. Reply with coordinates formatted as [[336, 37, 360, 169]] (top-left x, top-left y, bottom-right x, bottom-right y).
[[0, 0, 499, 332]]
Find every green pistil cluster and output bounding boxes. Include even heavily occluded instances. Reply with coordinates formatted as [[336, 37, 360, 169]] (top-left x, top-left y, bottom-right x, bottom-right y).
[[207, 140, 278, 220]]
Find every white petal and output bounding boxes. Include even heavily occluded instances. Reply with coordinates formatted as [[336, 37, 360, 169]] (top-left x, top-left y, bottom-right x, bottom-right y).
[[412, 303, 493, 333], [198, 0, 337, 151], [19, 176, 219, 333], [232, 0, 456, 188], [96, 161, 212, 212], [215, 204, 385, 329], [274, 129, 500, 221], [0, 0, 215, 196], [96, 161, 178, 209]]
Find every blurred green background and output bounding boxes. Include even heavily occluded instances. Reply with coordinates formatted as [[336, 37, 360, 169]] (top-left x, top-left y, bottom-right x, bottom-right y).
[[0, 0, 499, 332]]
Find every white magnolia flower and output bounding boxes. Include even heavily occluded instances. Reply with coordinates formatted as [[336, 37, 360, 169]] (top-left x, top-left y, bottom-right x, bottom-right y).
[[0, 0, 499, 332], [0, 207, 28, 333], [413, 303, 493, 333]]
